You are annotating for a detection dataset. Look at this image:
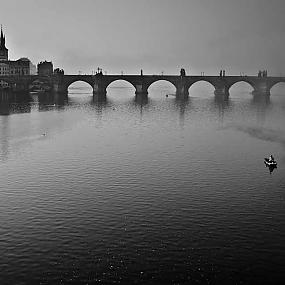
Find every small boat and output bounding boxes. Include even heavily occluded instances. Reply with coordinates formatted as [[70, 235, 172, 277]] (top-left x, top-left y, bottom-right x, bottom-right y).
[[264, 158, 277, 168]]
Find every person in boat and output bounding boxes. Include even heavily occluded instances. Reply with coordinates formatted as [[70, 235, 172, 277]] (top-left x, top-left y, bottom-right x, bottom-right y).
[[268, 155, 275, 162]]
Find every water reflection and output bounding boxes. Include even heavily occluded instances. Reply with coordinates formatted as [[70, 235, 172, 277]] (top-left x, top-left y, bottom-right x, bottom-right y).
[[90, 96, 111, 120], [252, 93, 271, 105], [1, 88, 285, 284], [0, 90, 283, 158], [0, 90, 278, 122], [0, 116, 9, 161], [266, 164, 277, 174], [174, 97, 191, 128], [0, 91, 71, 115], [134, 95, 148, 106], [0, 100, 9, 115], [0, 91, 32, 115], [250, 94, 271, 127], [37, 92, 67, 111], [212, 96, 232, 125], [92, 95, 108, 105]]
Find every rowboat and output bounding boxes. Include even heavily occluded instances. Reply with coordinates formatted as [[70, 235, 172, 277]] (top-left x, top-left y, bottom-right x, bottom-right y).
[[264, 158, 277, 168]]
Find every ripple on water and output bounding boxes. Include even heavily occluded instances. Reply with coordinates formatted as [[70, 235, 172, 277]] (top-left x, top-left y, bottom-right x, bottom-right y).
[[0, 93, 285, 283]]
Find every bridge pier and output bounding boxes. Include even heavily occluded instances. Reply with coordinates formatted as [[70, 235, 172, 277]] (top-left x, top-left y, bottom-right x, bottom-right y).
[[252, 81, 270, 97], [252, 90, 270, 98], [176, 80, 189, 99], [135, 91, 148, 101], [135, 83, 148, 100], [93, 90, 107, 100], [135, 94, 148, 105], [93, 81, 107, 100], [214, 86, 229, 100], [52, 76, 68, 94], [176, 90, 189, 100], [2, 74, 284, 102]]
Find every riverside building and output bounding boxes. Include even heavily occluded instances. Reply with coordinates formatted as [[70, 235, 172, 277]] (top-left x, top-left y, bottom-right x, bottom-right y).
[[0, 27, 36, 77]]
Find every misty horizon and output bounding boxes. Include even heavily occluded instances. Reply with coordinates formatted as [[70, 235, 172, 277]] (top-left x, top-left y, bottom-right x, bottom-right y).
[[1, 0, 285, 76]]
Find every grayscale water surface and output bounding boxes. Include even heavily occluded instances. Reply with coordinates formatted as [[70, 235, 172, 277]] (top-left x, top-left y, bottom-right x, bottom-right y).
[[1, 82, 285, 284]]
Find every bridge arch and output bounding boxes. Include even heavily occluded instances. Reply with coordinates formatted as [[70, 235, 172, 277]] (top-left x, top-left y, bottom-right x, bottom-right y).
[[147, 79, 177, 97], [68, 80, 93, 95], [268, 80, 285, 92], [106, 79, 136, 99], [269, 81, 285, 97], [227, 79, 255, 96], [65, 78, 94, 91], [105, 79, 136, 90], [187, 80, 216, 97]]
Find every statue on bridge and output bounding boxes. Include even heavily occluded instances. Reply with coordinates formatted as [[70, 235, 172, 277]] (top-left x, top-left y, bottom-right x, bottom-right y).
[[258, 70, 268, 77], [96, 67, 103, 75], [180, 68, 186, 77], [54, 68, 64, 75]]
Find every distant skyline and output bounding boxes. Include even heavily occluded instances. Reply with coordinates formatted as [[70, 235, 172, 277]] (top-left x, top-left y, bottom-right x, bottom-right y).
[[1, 0, 285, 75]]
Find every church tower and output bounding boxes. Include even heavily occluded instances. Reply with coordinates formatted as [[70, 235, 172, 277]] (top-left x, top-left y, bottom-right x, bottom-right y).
[[0, 26, 8, 61]]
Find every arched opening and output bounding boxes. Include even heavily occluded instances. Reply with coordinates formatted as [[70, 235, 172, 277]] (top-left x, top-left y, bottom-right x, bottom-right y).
[[68, 81, 93, 96], [29, 79, 52, 93], [188, 81, 215, 98], [270, 82, 285, 96], [228, 81, 254, 99], [270, 82, 285, 103], [67, 81, 93, 105], [106, 80, 136, 101], [147, 80, 176, 99]]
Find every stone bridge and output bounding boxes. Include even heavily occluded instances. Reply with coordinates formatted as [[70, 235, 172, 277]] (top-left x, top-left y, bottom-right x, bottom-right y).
[[1, 74, 285, 100], [53, 74, 285, 99]]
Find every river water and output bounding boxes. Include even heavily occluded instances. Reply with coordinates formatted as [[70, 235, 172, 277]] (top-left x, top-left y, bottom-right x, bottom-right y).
[[0, 82, 285, 284]]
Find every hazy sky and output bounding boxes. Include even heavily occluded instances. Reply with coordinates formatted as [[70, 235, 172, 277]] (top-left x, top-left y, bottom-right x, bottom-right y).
[[1, 0, 285, 75]]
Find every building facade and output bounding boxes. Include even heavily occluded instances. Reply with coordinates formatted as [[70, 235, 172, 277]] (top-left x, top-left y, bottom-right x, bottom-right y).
[[37, 61, 53, 76]]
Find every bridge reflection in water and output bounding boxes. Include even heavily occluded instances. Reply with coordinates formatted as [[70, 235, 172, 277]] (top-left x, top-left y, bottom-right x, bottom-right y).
[[0, 87, 275, 118]]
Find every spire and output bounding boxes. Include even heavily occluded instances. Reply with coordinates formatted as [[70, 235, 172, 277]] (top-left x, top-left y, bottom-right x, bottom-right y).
[[0, 25, 6, 48]]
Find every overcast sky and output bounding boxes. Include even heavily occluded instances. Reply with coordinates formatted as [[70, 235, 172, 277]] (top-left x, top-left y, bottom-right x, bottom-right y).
[[1, 0, 285, 75]]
